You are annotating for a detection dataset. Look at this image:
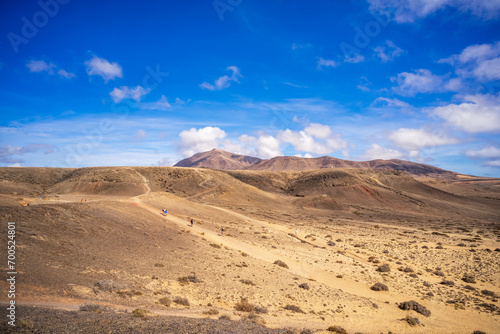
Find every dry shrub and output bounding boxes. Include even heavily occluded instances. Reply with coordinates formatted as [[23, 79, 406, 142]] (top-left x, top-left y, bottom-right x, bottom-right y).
[[462, 274, 476, 284], [399, 300, 431, 317], [131, 308, 148, 319], [370, 283, 389, 291], [284, 304, 305, 313], [404, 314, 420, 326], [219, 314, 231, 320], [254, 305, 268, 314], [327, 325, 347, 333], [240, 279, 256, 286], [173, 296, 190, 306], [377, 264, 390, 272], [159, 297, 171, 307], [203, 308, 219, 315], [274, 260, 289, 269], [79, 303, 111, 312], [94, 280, 127, 292], [235, 297, 254, 312]]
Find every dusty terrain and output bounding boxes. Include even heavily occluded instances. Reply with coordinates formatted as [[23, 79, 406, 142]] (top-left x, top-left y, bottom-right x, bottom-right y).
[[0, 165, 499, 333]]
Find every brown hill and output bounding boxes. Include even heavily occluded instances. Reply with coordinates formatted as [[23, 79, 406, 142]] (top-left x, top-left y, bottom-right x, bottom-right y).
[[174, 149, 261, 170], [1, 166, 499, 333], [174, 149, 459, 178]]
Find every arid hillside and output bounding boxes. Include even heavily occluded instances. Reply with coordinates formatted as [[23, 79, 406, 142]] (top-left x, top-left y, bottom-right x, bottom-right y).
[[1, 166, 499, 333], [174, 149, 460, 179]]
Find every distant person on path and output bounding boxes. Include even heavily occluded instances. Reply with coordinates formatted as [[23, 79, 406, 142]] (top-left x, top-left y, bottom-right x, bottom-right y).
[[190, 219, 193, 227], [221, 228, 224, 236], [162, 208, 167, 215], [295, 229, 298, 237]]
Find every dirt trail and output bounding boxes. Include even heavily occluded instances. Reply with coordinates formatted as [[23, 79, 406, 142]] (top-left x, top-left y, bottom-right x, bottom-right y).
[[134, 199, 407, 305]]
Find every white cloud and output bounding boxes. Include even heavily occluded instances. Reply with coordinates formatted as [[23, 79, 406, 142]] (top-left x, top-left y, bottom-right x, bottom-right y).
[[57, 69, 76, 79], [277, 124, 346, 155], [27, 60, 56, 73], [110, 86, 150, 103], [345, 53, 365, 64], [372, 97, 411, 108], [390, 128, 458, 152], [441, 41, 500, 82], [432, 93, 500, 133], [156, 157, 172, 166], [357, 76, 372, 92], [485, 160, 500, 167], [27, 60, 75, 79], [200, 66, 242, 91], [317, 57, 339, 69], [304, 123, 332, 139], [392, 69, 454, 96], [85, 55, 123, 82], [140, 95, 172, 110], [179, 126, 227, 156], [374, 40, 404, 62], [466, 146, 500, 158], [362, 144, 404, 160], [256, 135, 282, 158], [368, 0, 500, 23]]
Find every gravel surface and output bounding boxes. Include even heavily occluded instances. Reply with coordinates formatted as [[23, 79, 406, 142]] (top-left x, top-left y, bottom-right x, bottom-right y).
[[1, 306, 294, 334]]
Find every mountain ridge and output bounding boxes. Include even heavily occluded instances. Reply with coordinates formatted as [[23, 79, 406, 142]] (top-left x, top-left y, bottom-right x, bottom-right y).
[[174, 149, 460, 178]]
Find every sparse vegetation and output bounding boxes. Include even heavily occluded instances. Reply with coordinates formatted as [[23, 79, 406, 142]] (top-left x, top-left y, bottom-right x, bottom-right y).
[[210, 243, 222, 248], [274, 260, 289, 269], [173, 296, 190, 306], [79, 303, 111, 313], [404, 314, 420, 326], [299, 283, 310, 290], [235, 298, 254, 312], [159, 297, 171, 307], [284, 304, 305, 313], [240, 279, 256, 286], [327, 325, 347, 333], [94, 280, 127, 292], [254, 305, 268, 314], [131, 308, 149, 319], [399, 300, 431, 317], [377, 264, 390, 272], [203, 308, 219, 315], [370, 283, 389, 291]]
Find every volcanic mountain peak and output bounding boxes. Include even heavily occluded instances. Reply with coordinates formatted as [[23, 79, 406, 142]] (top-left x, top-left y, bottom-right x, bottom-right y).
[[174, 148, 261, 170], [174, 149, 460, 178]]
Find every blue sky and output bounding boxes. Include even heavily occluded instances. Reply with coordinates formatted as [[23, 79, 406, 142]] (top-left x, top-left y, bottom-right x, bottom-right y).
[[1, 0, 500, 176]]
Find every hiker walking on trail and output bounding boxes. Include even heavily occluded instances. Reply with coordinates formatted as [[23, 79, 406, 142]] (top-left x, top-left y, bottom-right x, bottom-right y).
[[221, 228, 224, 236], [190, 219, 193, 227]]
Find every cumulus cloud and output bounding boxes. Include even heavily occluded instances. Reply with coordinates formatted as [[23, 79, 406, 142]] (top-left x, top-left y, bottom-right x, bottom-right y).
[[317, 57, 339, 69], [277, 124, 346, 155], [57, 69, 76, 79], [440, 41, 500, 82], [27, 60, 75, 78], [466, 146, 500, 158], [200, 66, 242, 91], [85, 55, 123, 82], [362, 144, 404, 160], [391, 69, 451, 96], [389, 128, 458, 151], [27, 60, 56, 74], [432, 93, 500, 133], [179, 126, 227, 156], [374, 40, 404, 62], [110, 86, 151, 103], [368, 0, 500, 23]]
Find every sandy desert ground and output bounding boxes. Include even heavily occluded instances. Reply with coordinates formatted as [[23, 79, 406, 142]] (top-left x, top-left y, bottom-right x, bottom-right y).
[[0, 166, 499, 333]]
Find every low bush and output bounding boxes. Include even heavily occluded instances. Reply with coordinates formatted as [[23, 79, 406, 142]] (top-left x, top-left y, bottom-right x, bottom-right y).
[[235, 298, 254, 312], [173, 296, 190, 306], [284, 304, 305, 313], [399, 300, 431, 317], [274, 260, 289, 269], [377, 264, 390, 272], [370, 283, 389, 291]]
